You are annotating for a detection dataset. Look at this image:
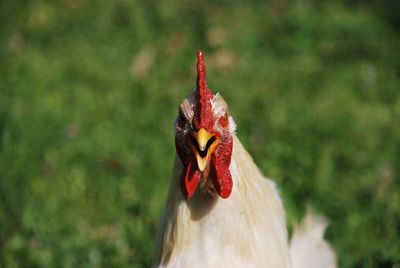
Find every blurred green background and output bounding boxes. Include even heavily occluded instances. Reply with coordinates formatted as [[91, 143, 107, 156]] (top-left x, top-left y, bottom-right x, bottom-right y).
[[1, 0, 399, 267]]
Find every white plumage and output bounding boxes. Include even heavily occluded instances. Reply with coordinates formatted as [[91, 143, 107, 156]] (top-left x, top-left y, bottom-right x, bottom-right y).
[[152, 50, 337, 268], [154, 133, 291, 267]]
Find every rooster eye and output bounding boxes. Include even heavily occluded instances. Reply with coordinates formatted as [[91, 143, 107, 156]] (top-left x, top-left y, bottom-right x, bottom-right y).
[[177, 113, 186, 126]]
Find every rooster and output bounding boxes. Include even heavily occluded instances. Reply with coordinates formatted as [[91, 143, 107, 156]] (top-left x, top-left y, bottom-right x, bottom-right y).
[[153, 50, 336, 268]]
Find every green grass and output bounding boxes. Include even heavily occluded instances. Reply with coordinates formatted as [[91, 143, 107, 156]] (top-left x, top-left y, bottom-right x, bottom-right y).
[[1, 1, 399, 267]]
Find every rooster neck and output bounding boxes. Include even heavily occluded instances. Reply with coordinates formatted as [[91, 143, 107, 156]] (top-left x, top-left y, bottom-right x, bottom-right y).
[[153, 135, 291, 268]]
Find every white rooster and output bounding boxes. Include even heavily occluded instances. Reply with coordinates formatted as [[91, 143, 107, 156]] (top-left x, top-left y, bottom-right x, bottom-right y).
[[153, 50, 337, 268]]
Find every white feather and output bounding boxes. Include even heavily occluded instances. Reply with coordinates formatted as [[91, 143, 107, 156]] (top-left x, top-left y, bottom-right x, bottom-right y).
[[289, 210, 337, 268], [153, 135, 291, 268], [155, 118, 337, 267]]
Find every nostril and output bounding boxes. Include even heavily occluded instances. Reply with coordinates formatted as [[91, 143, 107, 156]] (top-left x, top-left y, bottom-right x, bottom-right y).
[[206, 136, 216, 151], [191, 137, 199, 150]]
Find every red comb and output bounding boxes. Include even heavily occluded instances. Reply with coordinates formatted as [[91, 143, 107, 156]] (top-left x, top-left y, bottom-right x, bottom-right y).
[[195, 50, 213, 129]]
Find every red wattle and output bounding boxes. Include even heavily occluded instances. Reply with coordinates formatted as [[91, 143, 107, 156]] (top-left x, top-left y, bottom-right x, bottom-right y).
[[211, 137, 233, 198], [181, 159, 201, 200], [212, 161, 232, 198]]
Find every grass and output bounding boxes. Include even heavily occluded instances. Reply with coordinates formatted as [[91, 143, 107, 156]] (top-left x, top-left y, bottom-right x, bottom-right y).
[[1, 1, 399, 267]]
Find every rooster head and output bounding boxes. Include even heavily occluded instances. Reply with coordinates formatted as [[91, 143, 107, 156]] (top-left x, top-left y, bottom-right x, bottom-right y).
[[175, 50, 234, 200]]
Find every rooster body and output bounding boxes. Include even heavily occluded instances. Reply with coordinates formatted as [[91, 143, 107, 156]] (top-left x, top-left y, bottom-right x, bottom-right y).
[[153, 135, 291, 267], [153, 50, 336, 268]]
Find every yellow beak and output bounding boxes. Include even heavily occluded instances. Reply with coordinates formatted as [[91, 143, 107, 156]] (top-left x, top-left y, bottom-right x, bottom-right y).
[[189, 128, 217, 172]]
